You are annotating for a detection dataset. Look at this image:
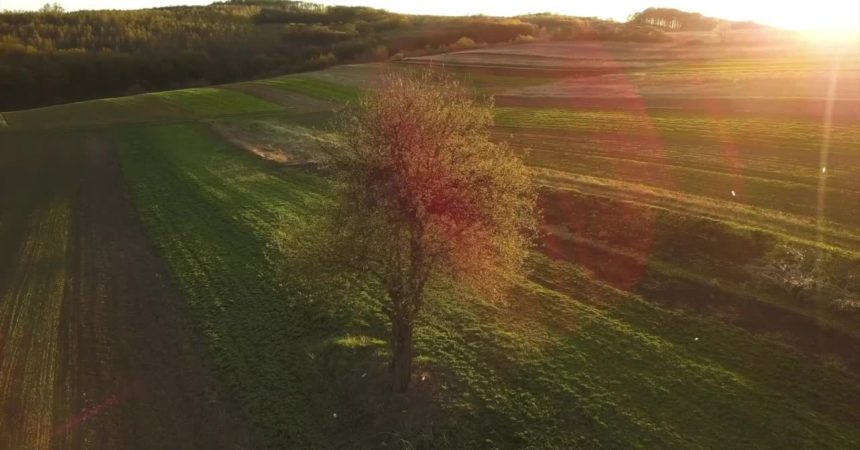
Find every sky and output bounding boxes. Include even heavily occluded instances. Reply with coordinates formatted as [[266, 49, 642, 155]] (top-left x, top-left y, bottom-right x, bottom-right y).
[[1, 0, 858, 31]]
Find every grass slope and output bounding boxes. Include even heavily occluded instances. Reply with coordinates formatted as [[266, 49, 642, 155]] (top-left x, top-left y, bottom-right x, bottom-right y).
[[3, 94, 186, 130], [494, 107, 860, 156], [258, 76, 362, 103], [155, 87, 282, 116], [117, 123, 860, 448]]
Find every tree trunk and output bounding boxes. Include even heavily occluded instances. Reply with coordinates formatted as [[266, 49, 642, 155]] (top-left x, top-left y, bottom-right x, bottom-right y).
[[390, 317, 413, 393]]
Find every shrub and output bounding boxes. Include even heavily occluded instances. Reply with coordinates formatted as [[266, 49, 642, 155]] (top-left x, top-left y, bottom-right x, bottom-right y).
[[514, 34, 536, 43], [748, 244, 860, 310], [450, 36, 477, 50], [308, 52, 337, 69]]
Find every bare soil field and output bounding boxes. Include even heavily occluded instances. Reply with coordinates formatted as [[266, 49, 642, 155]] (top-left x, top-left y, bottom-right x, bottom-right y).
[[0, 132, 242, 449]]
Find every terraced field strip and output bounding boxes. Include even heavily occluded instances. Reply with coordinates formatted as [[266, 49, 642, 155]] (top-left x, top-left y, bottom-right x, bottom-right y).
[[117, 123, 860, 448], [256, 76, 362, 102], [0, 74, 358, 135], [494, 96, 860, 123], [1, 88, 299, 133], [503, 130, 860, 190], [653, 58, 860, 76], [530, 146, 858, 226], [224, 82, 336, 111], [494, 107, 860, 155], [536, 168, 860, 257], [2, 94, 187, 130], [491, 107, 860, 230], [155, 87, 283, 116], [302, 62, 412, 89]]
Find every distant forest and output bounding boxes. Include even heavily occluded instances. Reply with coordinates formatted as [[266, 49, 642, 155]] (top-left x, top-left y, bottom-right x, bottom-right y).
[[0, 1, 737, 110]]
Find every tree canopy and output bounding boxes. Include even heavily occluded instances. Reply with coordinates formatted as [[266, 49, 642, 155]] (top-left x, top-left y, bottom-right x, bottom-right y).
[[628, 7, 720, 31]]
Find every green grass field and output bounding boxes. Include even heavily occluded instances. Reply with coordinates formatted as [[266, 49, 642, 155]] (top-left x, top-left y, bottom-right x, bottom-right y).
[[2, 94, 186, 130], [258, 76, 362, 102], [155, 87, 283, 116], [114, 122, 860, 448], [1, 39, 858, 449], [494, 108, 860, 155]]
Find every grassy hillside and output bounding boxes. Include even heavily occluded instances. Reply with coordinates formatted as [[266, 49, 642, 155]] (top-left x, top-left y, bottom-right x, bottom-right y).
[[115, 122, 859, 448], [1, 38, 858, 448]]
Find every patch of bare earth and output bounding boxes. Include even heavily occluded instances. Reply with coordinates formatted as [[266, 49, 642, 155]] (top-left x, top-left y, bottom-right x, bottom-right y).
[[210, 119, 336, 165], [0, 132, 244, 449]]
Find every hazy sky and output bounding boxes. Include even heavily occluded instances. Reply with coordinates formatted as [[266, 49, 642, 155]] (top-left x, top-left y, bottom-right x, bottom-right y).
[[1, 0, 858, 31]]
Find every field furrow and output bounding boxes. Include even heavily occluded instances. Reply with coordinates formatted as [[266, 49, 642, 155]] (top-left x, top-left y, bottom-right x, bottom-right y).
[[0, 200, 71, 450], [0, 131, 240, 449]]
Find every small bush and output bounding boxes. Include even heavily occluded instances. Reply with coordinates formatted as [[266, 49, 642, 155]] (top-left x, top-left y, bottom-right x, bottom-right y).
[[748, 244, 860, 310], [514, 34, 536, 44], [450, 36, 476, 50], [305, 52, 338, 70]]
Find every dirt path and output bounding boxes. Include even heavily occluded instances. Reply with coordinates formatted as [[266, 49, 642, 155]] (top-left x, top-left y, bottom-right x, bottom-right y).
[[0, 132, 242, 449]]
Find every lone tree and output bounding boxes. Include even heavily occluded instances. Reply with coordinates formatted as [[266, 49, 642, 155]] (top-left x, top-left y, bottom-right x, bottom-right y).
[[294, 71, 536, 392]]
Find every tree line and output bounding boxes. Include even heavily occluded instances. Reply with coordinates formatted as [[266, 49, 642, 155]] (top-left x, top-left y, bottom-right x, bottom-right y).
[[627, 7, 764, 32], [0, 1, 676, 111]]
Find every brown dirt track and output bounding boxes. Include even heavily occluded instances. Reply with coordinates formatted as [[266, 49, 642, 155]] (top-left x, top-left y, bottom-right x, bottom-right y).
[[0, 131, 243, 449]]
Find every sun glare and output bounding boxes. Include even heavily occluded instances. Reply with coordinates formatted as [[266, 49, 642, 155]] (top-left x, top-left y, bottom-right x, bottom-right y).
[[726, 1, 860, 32], [702, 1, 860, 43]]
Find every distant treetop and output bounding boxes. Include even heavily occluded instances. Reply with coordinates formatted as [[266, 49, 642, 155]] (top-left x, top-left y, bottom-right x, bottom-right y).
[[629, 7, 722, 31]]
